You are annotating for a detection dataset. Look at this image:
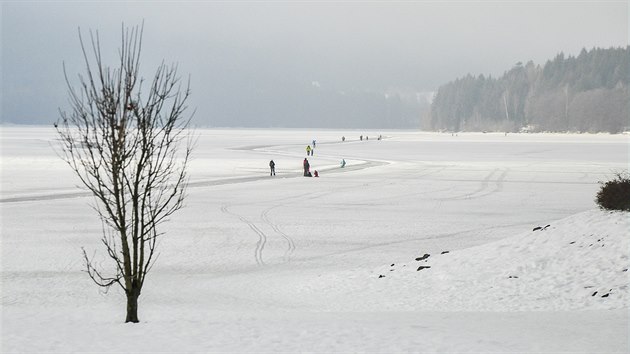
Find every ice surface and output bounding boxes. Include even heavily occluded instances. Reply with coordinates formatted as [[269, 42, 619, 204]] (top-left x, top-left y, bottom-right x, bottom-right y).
[[1, 126, 628, 352]]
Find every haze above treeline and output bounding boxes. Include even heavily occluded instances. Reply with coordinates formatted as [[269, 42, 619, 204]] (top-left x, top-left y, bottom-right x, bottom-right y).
[[210, 46, 630, 132], [2, 2, 626, 130]]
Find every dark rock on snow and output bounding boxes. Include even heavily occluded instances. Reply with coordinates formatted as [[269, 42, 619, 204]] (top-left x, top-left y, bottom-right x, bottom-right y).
[[417, 266, 431, 271], [532, 224, 551, 231], [415, 254, 430, 261]]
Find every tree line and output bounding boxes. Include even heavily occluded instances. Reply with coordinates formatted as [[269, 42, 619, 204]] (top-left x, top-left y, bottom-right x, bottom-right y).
[[426, 46, 629, 133]]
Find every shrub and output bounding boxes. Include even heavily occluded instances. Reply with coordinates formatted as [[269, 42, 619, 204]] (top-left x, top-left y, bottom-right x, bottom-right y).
[[596, 172, 630, 211]]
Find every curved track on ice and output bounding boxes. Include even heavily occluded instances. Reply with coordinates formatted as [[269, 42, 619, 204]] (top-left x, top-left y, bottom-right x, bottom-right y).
[[0, 142, 387, 204]]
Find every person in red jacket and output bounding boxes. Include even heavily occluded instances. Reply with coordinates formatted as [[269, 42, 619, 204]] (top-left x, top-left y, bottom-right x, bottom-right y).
[[303, 158, 310, 176]]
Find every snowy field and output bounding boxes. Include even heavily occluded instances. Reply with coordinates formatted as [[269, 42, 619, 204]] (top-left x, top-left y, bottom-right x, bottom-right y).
[[1, 126, 629, 353]]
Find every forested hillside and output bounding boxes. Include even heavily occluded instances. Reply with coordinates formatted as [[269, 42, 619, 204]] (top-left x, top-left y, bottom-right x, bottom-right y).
[[427, 47, 629, 133]]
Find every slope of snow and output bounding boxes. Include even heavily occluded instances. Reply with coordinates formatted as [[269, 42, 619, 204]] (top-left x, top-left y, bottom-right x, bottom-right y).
[[365, 210, 629, 311], [1, 127, 628, 352]]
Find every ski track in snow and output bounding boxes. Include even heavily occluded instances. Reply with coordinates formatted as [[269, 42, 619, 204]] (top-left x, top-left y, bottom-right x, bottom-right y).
[[435, 167, 509, 201], [218, 188, 332, 266], [0, 191, 91, 203], [220, 204, 267, 266], [224, 188, 343, 266], [218, 190, 331, 266], [261, 206, 296, 262]]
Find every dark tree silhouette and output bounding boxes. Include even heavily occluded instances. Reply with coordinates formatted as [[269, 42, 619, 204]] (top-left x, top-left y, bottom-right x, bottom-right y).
[[430, 46, 629, 133], [55, 24, 193, 323]]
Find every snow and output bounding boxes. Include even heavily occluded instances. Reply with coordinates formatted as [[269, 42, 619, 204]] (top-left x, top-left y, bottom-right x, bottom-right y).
[[365, 210, 629, 311], [1, 126, 628, 352]]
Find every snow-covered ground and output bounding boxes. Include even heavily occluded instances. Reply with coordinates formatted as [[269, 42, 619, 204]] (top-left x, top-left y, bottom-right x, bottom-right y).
[[1, 126, 628, 353]]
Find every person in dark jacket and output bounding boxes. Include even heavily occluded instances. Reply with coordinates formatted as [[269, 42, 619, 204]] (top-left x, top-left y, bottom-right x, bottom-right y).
[[269, 160, 275, 176], [303, 158, 310, 176]]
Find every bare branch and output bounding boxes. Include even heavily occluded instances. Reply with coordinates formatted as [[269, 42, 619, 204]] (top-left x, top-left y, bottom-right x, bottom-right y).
[[56, 23, 193, 323]]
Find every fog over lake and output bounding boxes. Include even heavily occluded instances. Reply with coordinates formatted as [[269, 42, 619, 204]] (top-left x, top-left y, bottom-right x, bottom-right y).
[[2, 1, 627, 127]]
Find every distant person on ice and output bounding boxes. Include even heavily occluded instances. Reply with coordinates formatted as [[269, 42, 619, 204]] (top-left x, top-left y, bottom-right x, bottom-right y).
[[312, 139, 316, 148], [313, 170, 319, 177], [342, 136, 345, 142], [341, 159, 346, 168], [303, 158, 311, 176], [269, 160, 275, 176], [306, 145, 312, 156]]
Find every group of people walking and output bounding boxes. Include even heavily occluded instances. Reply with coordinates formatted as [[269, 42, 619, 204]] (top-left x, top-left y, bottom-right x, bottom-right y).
[[306, 139, 316, 156], [343, 134, 382, 142], [269, 135, 374, 177], [271, 157, 318, 177], [268, 139, 321, 177], [304, 139, 320, 176]]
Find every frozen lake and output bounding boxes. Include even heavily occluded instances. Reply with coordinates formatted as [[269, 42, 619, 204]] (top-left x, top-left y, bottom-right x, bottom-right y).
[[1, 126, 628, 352]]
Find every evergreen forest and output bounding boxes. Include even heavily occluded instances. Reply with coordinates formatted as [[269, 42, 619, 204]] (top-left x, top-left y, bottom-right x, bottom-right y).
[[427, 47, 629, 133]]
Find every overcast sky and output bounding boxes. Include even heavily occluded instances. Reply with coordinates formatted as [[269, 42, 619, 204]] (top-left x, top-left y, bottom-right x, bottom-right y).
[[2, 1, 627, 126]]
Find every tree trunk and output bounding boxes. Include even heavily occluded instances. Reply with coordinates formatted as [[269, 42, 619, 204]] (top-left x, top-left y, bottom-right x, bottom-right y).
[[125, 289, 140, 323]]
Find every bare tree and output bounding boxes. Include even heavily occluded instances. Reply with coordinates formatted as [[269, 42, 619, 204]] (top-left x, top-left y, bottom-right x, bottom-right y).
[[55, 24, 193, 323]]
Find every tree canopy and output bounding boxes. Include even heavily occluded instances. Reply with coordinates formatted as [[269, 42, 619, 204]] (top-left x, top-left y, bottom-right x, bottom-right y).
[[428, 46, 629, 133]]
